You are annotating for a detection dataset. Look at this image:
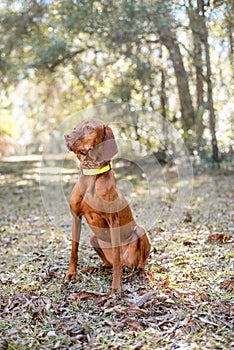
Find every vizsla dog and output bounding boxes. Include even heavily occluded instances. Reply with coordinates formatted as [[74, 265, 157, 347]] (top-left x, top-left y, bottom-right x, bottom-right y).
[[64, 118, 151, 293]]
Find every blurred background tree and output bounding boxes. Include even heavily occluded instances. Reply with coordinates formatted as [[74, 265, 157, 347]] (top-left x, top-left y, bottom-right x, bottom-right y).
[[0, 0, 233, 162]]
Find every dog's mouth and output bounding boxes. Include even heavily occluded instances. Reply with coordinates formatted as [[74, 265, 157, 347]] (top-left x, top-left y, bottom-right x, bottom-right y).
[[66, 143, 71, 150], [65, 140, 84, 153], [66, 142, 74, 152], [79, 150, 87, 156], [66, 142, 89, 157], [65, 137, 94, 159]]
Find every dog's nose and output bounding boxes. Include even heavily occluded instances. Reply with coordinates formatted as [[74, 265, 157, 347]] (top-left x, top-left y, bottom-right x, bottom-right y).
[[64, 133, 70, 140]]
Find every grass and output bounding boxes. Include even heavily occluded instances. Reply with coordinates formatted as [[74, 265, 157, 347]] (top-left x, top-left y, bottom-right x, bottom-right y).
[[0, 157, 233, 349]]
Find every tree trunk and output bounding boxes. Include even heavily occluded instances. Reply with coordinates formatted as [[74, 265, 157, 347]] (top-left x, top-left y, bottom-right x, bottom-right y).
[[159, 47, 168, 152], [204, 33, 219, 162], [200, 1, 220, 162], [160, 63, 167, 120], [187, 1, 204, 145], [159, 31, 195, 135], [226, 0, 234, 76]]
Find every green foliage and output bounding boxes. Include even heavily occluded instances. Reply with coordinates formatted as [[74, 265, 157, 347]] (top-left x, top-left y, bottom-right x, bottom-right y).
[[0, 116, 16, 137], [0, 103, 16, 137], [0, 0, 232, 159]]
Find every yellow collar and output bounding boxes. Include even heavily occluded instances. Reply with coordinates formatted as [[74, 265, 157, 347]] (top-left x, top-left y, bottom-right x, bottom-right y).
[[81, 162, 112, 176]]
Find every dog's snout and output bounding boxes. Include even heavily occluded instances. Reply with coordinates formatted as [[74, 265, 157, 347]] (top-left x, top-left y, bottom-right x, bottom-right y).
[[64, 133, 71, 140]]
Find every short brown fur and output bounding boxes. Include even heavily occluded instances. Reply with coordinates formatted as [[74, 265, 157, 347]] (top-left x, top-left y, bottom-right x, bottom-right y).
[[64, 119, 151, 293]]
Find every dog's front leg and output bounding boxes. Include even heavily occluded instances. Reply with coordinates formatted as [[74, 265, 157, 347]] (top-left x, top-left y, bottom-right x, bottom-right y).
[[65, 214, 81, 281], [109, 217, 122, 293]]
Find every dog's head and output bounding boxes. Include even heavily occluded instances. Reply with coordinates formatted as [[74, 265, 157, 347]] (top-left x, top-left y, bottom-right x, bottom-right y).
[[64, 119, 118, 166]]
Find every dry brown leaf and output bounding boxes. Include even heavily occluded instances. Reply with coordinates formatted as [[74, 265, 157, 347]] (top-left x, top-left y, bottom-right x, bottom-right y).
[[106, 304, 148, 316], [156, 292, 169, 302], [3, 293, 29, 313], [66, 327, 85, 338], [173, 289, 196, 298], [155, 266, 169, 273], [123, 317, 144, 331], [220, 279, 234, 291], [206, 232, 232, 243], [179, 315, 191, 327], [152, 227, 165, 233], [81, 266, 98, 274], [124, 303, 149, 316], [175, 329, 183, 339], [122, 269, 139, 279], [71, 290, 107, 301], [183, 240, 197, 246], [135, 289, 157, 306], [177, 261, 190, 266], [162, 278, 170, 287], [184, 213, 193, 223]]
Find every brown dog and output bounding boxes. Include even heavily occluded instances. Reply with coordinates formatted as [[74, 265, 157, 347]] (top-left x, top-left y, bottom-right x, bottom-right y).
[[64, 118, 151, 292]]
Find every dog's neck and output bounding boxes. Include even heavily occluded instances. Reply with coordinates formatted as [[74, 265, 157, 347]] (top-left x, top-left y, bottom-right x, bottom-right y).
[[80, 162, 112, 176], [76, 148, 110, 169], [79, 158, 109, 169]]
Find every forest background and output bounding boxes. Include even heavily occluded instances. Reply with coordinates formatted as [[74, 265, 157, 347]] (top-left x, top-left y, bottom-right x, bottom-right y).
[[0, 2, 234, 349], [0, 0, 233, 163]]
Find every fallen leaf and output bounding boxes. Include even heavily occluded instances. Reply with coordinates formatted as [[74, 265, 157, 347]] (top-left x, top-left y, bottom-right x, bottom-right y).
[[47, 331, 57, 338], [173, 289, 196, 298], [175, 329, 183, 339], [156, 292, 168, 302], [152, 227, 165, 233], [165, 298, 175, 304], [66, 327, 85, 338], [81, 267, 98, 274], [206, 232, 232, 243], [179, 315, 191, 327], [199, 317, 218, 327], [135, 289, 157, 306], [106, 304, 148, 316], [184, 213, 192, 223], [71, 290, 107, 301], [220, 279, 234, 291], [123, 317, 144, 331], [183, 240, 197, 246], [0, 339, 8, 350], [177, 261, 190, 266], [162, 278, 170, 287], [155, 266, 169, 273]]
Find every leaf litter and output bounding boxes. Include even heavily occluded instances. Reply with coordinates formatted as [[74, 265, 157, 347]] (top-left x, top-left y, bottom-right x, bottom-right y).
[[0, 160, 233, 349]]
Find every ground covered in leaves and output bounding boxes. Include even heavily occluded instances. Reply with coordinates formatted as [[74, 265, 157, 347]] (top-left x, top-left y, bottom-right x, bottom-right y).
[[0, 158, 233, 349]]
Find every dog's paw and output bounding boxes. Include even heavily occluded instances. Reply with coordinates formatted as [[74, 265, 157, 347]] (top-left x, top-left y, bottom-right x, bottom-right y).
[[64, 271, 77, 282], [108, 286, 122, 297], [108, 281, 122, 296]]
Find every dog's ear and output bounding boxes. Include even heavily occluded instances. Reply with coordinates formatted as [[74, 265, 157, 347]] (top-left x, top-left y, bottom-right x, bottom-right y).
[[88, 125, 118, 164], [102, 125, 118, 161]]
